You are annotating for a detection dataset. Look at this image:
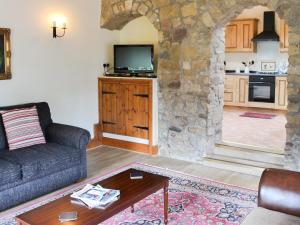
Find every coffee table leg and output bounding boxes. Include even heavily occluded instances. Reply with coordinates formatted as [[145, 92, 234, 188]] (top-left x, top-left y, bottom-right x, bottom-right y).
[[164, 181, 169, 225]]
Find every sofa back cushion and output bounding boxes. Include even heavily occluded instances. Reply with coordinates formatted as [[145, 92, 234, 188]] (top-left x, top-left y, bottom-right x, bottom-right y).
[[1, 106, 46, 150], [0, 102, 52, 151]]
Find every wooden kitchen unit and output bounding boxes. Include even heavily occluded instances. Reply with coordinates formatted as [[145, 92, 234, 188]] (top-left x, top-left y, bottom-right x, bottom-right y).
[[225, 19, 258, 53], [280, 19, 289, 52], [224, 75, 288, 110], [97, 77, 158, 155], [224, 75, 249, 107], [275, 76, 288, 110]]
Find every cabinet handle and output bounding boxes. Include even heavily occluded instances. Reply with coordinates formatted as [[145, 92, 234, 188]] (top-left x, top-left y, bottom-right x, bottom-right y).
[[133, 94, 149, 98], [102, 91, 116, 94], [133, 126, 149, 130]]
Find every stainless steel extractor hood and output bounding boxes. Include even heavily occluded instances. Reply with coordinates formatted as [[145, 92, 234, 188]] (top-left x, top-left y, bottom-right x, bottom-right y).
[[252, 11, 280, 42]]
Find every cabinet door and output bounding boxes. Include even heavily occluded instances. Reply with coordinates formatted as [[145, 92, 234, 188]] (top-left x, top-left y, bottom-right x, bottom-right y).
[[280, 19, 289, 52], [225, 23, 238, 50], [125, 84, 150, 139], [240, 20, 256, 52], [275, 77, 288, 110], [224, 92, 235, 104], [224, 76, 236, 105], [225, 19, 257, 52], [100, 82, 123, 134], [237, 76, 249, 105]]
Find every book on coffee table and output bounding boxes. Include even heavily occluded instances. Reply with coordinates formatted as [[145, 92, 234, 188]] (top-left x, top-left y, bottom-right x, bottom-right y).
[[130, 171, 143, 179]]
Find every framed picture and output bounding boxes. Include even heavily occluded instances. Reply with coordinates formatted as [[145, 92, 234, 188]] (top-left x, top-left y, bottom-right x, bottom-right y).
[[261, 61, 276, 72], [0, 28, 11, 80]]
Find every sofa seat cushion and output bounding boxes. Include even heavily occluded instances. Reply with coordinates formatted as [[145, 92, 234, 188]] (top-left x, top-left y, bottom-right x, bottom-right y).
[[0, 158, 21, 186], [242, 207, 300, 225], [0, 143, 81, 180]]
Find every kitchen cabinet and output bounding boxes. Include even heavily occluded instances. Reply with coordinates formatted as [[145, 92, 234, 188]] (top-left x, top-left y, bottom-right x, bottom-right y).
[[98, 77, 157, 155], [225, 21, 238, 49], [275, 77, 288, 110], [225, 19, 258, 53], [224, 76, 236, 105], [280, 19, 289, 52], [224, 75, 249, 106], [236, 76, 249, 106], [224, 75, 288, 110]]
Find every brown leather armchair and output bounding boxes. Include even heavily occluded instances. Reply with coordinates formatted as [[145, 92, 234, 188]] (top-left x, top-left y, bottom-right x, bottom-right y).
[[242, 168, 300, 225], [258, 168, 300, 217]]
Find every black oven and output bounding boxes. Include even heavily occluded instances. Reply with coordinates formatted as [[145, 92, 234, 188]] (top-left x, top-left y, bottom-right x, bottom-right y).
[[249, 75, 275, 103]]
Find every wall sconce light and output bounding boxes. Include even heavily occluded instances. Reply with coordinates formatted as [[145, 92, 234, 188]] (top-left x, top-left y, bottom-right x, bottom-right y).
[[52, 18, 67, 38]]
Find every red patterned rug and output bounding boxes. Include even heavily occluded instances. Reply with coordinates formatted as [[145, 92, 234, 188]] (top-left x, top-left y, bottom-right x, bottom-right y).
[[240, 112, 276, 119], [0, 163, 257, 225]]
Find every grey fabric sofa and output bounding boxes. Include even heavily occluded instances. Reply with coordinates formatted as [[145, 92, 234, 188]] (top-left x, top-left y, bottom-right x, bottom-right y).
[[0, 102, 90, 211]]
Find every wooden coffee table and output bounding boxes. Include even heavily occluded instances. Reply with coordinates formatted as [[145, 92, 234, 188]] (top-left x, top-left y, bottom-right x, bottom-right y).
[[16, 169, 169, 225]]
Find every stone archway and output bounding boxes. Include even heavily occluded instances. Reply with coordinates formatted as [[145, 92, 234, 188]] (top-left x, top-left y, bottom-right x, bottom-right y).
[[101, 1, 160, 30], [101, 0, 300, 170]]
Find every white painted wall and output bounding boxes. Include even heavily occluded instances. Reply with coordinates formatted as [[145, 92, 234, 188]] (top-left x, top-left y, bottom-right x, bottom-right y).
[[225, 6, 289, 72], [0, 0, 120, 137], [120, 16, 158, 68]]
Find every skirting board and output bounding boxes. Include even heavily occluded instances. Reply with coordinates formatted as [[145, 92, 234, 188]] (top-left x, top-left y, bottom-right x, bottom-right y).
[[103, 132, 149, 145], [101, 137, 158, 155], [87, 124, 102, 150], [89, 123, 158, 155], [87, 137, 101, 150]]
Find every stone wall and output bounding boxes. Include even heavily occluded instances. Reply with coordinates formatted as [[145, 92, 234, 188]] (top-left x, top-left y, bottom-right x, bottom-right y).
[[100, 0, 300, 170]]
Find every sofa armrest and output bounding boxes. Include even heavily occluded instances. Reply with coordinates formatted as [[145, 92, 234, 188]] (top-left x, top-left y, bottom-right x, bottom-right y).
[[258, 168, 300, 217], [46, 123, 91, 150]]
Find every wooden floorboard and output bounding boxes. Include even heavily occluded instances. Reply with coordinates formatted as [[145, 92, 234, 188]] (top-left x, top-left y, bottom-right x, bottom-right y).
[[87, 146, 261, 190]]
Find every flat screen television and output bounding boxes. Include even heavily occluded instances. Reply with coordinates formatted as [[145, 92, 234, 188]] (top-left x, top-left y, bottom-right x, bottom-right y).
[[114, 45, 154, 74]]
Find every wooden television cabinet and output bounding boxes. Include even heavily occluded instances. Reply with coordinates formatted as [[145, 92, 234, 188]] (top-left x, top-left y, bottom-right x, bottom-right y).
[[96, 76, 158, 155]]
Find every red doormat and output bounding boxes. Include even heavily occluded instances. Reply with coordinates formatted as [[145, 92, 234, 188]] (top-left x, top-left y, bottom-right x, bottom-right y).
[[240, 112, 276, 119]]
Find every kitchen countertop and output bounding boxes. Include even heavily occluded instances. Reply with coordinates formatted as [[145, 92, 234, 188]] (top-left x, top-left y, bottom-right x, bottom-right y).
[[226, 72, 287, 77]]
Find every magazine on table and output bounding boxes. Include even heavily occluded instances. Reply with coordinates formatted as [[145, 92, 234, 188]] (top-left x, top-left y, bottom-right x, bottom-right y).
[[71, 184, 120, 209], [71, 197, 119, 210]]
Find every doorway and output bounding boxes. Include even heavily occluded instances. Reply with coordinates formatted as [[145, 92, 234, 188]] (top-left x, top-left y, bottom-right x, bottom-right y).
[[221, 6, 288, 154]]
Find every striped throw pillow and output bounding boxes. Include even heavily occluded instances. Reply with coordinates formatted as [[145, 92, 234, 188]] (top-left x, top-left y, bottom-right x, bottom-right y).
[[0, 106, 46, 150]]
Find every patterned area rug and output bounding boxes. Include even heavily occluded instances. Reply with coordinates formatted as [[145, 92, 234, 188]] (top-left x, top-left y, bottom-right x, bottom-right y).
[[0, 163, 257, 225]]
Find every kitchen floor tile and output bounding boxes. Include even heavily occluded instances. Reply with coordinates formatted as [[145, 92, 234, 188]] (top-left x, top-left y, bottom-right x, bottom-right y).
[[222, 106, 286, 152]]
